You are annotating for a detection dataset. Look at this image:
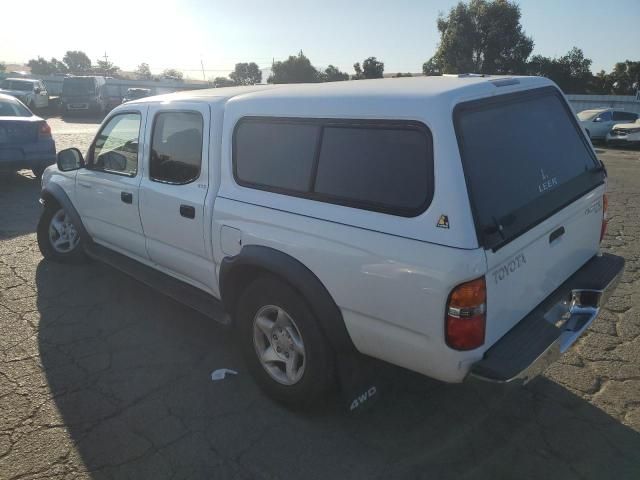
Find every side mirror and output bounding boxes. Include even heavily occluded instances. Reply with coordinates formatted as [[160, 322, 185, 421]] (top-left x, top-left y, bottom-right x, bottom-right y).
[[57, 148, 84, 171], [34, 87, 41, 94]]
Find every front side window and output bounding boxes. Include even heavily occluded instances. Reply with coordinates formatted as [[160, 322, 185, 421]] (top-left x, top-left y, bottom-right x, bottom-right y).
[[90, 113, 141, 176], [595, 111, 612, 122], [233, 118, 433, 217], [150, 111, 203, 184]]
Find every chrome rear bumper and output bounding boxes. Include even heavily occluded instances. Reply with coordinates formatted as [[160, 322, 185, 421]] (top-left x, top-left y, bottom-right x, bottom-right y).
[[468, 253, 625, 385]]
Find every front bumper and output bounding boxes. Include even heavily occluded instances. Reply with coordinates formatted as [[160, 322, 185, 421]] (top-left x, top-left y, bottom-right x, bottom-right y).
[[468, 253, 625, 384]]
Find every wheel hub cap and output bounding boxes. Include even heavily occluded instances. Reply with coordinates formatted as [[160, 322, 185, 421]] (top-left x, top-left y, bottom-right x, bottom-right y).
[[253, 305, 306, 385], [48, 209, 80, 254]]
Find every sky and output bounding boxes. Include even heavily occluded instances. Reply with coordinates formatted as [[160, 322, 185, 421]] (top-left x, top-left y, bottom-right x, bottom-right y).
[[1, 0, 639, 79]]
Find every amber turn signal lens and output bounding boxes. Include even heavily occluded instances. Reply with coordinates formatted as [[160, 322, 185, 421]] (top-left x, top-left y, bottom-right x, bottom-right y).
[[445, 277, 486, 351]]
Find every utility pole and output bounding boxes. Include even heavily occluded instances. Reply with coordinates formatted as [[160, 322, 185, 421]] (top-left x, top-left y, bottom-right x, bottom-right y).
[[201, 58, 206, 81], [103, 52, 109, 75]]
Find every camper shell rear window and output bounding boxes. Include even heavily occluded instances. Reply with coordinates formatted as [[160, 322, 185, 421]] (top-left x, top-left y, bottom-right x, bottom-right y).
[[454, 86, 605, 251]]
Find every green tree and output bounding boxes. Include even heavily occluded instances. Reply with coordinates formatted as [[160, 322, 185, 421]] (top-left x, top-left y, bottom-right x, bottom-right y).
[[63, 50, 92, 73], [212, 76, 236, 88], [608, 61, 640, 95], [526, 47, 593, 93], [322, 65, 349, 82], [268, 51, 320, 84], [0, 62, 5, 73], [95, 59, 120, 77], [27, 57, 68, 75], [162, 68, 184, 80], [229, 62, 262, 85], [135, 63, 152, 80], [352, 62, 364, 80], [362, 57, 384, 78], [425, 0, 533, 75], [393, 72, 413, 78]]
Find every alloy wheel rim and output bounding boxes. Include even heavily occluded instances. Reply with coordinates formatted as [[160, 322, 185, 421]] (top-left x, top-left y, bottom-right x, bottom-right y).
[[252, 305, 306, 386], [48, 209, 79, 254]]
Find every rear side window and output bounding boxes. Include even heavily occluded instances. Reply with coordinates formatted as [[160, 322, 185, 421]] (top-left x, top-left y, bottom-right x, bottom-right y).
[[150, 111, 203, 184], [234, 121, 319, 192], [613, 111, 638, 122], [315, 126, 430, 212], [455, 87, 604, 250], [233, 118, 433, 217]]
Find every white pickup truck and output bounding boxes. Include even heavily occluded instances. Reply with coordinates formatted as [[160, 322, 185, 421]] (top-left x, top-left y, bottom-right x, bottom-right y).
[[38, 76, 624, 406]]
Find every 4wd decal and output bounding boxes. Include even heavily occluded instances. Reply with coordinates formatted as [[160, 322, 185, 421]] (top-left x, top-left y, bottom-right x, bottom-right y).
[[538, 168, 558, 193], [349, 386, 378, 411], [492, 253, 527, 284]]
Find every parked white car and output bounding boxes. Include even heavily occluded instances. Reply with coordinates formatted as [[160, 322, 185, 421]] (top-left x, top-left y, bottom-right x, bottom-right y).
[[577, 108, 638, 140], [38, 76, 624, 406], [606, 118, 640, 146], [0, 78, 49, 110]]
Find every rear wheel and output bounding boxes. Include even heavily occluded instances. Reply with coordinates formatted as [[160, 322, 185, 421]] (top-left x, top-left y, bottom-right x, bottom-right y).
[[236, 276, 335, 407], [37, 205, 86, 263]]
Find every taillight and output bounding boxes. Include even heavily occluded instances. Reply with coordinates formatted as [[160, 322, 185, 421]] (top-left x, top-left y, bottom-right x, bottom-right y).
[[38, 122, 51, 138], [600, 194, 608, 242], [445, 277, 486, 351]]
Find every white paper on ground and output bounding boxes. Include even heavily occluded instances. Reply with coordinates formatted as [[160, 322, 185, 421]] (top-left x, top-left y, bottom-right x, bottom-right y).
[[211, 369, 238, 381]]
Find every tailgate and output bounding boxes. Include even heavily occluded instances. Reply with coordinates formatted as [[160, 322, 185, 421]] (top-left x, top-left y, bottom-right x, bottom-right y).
[[484, 185, 604, 345]]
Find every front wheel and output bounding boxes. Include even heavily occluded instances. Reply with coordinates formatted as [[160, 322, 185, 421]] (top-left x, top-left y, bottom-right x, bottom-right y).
[[236, 276, 336, 407], [37, 205, 87, 263]]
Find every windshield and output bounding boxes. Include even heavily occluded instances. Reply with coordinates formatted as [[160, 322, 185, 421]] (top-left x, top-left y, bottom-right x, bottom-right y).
[[62, 78, 95, 96], [577, 110, 603, 121], [0, 97, 32, 116], [1, 80, 33, 91], [456, 88, 603, 250]]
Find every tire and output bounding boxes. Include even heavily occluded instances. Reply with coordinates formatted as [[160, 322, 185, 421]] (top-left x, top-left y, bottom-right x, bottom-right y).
[[37, 204, 87, 264], [31, 166, 46, 179], [236, 275, 336, 407]]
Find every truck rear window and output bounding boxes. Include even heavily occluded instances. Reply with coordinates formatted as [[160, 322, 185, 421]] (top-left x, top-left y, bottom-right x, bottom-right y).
[[455, 87, 604, 250]]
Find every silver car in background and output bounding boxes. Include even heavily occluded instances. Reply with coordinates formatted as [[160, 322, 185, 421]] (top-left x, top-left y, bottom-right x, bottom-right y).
[[0, 78, 49, 110], [578, 108, 638, 141]]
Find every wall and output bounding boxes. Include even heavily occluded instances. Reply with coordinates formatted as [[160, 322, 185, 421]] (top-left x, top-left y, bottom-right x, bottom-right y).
[[566, 94, 640, 114]]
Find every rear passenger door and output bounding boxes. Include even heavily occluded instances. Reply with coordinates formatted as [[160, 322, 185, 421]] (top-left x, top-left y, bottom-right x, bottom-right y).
[[139, 103, 212, 290]]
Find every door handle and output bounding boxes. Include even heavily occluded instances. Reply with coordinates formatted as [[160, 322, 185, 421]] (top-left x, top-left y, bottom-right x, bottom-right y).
[[549, 226, 565, 243], [180, 204, 195, 219], [121, 192, 133, 204]]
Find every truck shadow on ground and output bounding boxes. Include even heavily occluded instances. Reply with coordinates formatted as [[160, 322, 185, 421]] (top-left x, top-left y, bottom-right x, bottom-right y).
[[35, 260, 640, 480], [0, 171, 41, 240]]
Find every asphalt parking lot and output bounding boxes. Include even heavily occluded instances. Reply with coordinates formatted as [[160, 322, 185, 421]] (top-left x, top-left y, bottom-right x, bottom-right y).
[[1, 117, 639, 479]]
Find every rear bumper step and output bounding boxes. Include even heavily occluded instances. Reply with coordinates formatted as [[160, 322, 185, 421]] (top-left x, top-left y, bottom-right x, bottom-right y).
[[468, 253, 625, 384]]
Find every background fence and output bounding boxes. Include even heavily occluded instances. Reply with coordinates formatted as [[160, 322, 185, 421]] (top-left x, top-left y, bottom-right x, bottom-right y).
[[566, 94, 640, 114]]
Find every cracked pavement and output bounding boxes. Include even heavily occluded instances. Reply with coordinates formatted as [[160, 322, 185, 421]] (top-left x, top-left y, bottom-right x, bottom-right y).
[[1, 117, 639, 479]]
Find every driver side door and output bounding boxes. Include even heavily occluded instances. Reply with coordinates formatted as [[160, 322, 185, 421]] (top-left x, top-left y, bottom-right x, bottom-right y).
[[75, 106, 149, 260]]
